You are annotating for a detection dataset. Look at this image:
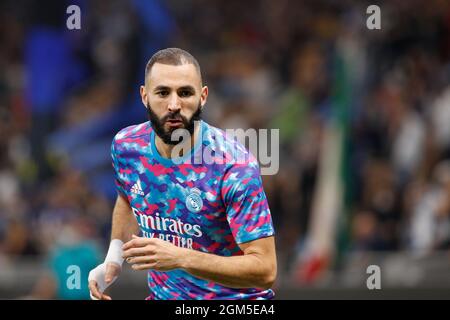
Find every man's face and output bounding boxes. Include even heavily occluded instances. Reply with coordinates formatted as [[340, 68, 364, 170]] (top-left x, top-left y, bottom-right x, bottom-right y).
[[141, 63, 208, 145]]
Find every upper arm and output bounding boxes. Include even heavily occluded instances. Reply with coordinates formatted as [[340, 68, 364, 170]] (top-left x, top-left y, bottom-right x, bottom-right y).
[[111, 138, 127, 197], [113, 194, 136, 226], [114, 192, 131, 213], [222, 163, 275, 244], [111, 193, 140, 239]]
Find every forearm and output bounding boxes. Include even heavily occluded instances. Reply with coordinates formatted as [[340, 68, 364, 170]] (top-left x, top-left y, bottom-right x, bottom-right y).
[[179, 248, 276, 289], [110, 194, 140, 242]]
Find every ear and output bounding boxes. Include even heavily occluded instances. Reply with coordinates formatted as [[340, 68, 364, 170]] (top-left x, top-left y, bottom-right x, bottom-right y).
[[140, 85, 148, 108], [200, 86, 208, 108]]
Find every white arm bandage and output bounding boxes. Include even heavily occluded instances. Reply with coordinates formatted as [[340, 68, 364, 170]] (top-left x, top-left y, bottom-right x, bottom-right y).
[[104, 239, 125, 266]]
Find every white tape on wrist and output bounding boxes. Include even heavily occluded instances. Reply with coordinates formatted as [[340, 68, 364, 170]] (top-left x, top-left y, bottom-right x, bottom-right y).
[[104, 239, 124, 266]]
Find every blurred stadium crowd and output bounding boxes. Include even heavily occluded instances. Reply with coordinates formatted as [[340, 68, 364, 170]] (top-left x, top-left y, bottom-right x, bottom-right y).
[[0, 0, 450, 298]]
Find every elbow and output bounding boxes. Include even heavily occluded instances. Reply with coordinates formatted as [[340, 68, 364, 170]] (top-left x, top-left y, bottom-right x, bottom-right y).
[[259, 264, 277, 290]]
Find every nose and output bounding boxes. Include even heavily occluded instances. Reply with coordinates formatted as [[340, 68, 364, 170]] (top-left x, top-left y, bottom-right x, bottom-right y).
[[167, 93, 181, 113]]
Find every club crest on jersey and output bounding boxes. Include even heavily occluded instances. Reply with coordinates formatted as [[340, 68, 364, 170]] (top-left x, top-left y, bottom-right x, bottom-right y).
[[186, 188, 203, 213]]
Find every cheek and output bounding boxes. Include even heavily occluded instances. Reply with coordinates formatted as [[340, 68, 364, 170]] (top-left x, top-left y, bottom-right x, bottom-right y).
[[148, 99, 165, 112], [181, 99, 199, 113]]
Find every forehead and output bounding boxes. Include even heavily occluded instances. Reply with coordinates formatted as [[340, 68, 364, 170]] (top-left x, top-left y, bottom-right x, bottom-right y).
[[147, 63, 201, 88]]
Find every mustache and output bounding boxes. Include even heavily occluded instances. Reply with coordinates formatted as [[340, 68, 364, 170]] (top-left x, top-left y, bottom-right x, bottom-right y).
[[163, 112, 185, 122]]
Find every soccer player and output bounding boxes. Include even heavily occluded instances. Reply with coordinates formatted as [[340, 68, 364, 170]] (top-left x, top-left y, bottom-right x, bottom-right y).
[[88, 48, 277, 300]]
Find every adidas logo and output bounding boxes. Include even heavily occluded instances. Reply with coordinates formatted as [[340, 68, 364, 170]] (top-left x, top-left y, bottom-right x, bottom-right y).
[[131, 180, 145, 196]]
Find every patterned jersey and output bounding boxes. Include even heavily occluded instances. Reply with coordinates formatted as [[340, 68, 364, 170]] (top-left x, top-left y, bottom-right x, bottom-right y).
[[111, 120, 275, 300]]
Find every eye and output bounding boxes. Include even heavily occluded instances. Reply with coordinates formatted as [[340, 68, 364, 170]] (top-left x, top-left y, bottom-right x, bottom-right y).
[[157, 90, 169, 97], [179, 90, 193, 98]]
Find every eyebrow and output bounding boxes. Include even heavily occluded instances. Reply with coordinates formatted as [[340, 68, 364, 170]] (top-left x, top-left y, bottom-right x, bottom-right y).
[[153, 85, 196, 92], [153, 85, 170, 92], [178, 86, 195, 92]]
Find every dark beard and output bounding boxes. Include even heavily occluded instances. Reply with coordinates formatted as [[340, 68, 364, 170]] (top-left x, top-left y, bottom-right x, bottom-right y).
[[146, 102, 202, 145]]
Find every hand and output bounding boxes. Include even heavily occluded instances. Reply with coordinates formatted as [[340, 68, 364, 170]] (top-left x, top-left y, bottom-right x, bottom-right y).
[[88, 262, 121, 300], [122, 235, 186, 271]]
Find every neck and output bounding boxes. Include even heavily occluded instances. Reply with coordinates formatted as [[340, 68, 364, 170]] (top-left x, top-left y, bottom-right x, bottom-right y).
[[155, 121, 201, 159]]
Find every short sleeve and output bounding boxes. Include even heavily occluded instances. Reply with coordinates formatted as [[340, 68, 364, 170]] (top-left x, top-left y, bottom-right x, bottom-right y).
[[111, 138, 127, 197], [222, 161, 275, 244]]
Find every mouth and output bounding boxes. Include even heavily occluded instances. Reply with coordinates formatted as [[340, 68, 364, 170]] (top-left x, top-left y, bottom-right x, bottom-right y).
[[165, 119, 183, 128]]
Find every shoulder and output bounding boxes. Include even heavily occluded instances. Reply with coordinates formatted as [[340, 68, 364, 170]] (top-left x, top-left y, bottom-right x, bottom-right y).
[[113, 121, 152, 143], [112, 121, 152, 154], [203, 122, 258, 166]]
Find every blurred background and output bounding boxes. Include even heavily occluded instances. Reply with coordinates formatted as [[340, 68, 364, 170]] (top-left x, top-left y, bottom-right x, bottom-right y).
[[0, 0, 450, 299]]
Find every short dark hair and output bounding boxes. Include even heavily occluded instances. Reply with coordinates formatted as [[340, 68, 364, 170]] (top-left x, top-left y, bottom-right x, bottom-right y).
[[145, 48, 202, 84]]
